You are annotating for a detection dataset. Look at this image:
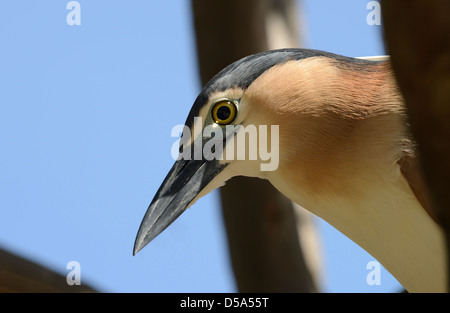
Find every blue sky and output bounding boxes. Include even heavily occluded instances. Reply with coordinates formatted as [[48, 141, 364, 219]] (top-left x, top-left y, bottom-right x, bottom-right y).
[[0, 1, 402, 292]]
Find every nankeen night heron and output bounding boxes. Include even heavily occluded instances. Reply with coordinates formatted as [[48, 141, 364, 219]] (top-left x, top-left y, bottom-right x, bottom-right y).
[[133, 48, 446, 293]]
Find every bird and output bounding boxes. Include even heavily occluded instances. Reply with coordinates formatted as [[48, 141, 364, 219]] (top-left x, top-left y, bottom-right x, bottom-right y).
[[133, 48, 447, 293]]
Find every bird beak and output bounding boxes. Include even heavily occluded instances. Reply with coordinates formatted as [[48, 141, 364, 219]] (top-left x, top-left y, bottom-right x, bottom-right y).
[[133, 156, 228, 255]]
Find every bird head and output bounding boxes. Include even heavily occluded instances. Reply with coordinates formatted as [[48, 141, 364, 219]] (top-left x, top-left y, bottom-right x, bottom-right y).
[[133, 48, 381, 254]]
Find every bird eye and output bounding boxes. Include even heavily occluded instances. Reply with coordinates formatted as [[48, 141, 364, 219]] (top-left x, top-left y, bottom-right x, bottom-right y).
[[211, 100, 237, 125]]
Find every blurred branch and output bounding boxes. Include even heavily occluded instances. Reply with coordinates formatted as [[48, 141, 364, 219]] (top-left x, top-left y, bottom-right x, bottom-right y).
[[0, 247, 96, 292], [382, 0, 450, 291], [192, 0, 321, 292]]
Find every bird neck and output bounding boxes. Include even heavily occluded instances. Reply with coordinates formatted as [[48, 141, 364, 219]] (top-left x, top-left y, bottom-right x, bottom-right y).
[[254, 59, 447, 292]]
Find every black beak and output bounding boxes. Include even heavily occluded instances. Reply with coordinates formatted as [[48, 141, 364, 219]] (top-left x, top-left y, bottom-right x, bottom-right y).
[[133, 157, 228, 255]]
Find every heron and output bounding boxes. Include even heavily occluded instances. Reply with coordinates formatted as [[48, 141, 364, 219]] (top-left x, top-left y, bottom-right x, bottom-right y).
[[133, 48, 446, 292]]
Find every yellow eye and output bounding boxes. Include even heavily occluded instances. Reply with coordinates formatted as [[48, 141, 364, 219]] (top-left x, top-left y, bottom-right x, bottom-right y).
[[211, 100, 237, 125]]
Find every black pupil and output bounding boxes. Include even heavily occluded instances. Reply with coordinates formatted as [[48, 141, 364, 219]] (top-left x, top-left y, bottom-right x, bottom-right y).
[[217, 105, 231, 121]]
